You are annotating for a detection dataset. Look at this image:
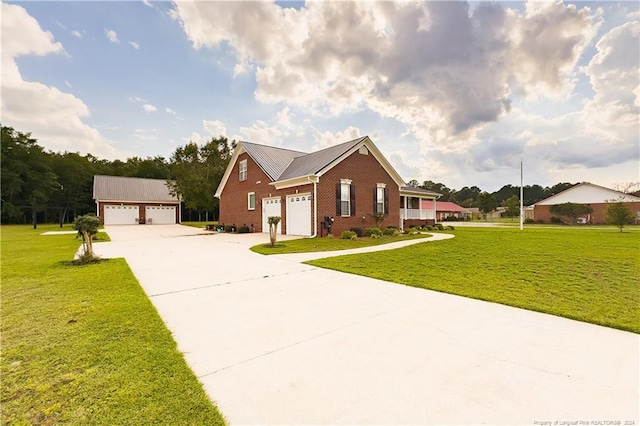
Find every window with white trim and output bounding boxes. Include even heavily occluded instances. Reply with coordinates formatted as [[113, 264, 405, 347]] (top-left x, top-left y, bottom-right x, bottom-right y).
[[239, 159, 247, 181], [337, 179, 354, 217], [375, 183, 387, 215], [248, 192, 255, 210]]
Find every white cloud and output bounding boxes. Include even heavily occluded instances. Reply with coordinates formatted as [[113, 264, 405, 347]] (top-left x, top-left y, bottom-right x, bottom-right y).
[[134, 128, 158, 142], [105, 29, 120, 43], [64, 80, 72, 88], [129, 41, 140, 50], [165, 107, 177, 115], [70, 30, 83, 39], [203, 120, 227, 138], [129, 96, 148, 103], [0, 3, 125, 160], [142, 0, 153, 8], [237, 120, 282, 145], [311, 126, 361, 151], [143, 103, 157, 112]]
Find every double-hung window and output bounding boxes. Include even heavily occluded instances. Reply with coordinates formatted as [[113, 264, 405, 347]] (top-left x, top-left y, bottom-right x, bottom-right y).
[[374, 183, 388, 215], [248, 192, 255, 210], [336, 179, 355, 217], [239, 159, 247, 181]]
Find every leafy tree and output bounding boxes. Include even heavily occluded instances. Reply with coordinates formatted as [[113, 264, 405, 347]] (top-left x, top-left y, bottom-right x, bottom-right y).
[[502, 195, 520, 217], [267, 216, 281, 247], [49, 152, 96, 226], [1, 126, 59, 227], [421, 181, 454, 202], [455, 186, 482, 207], [167, 137, 233, 221], [72, 213, 100, 261], [606, 202, 634, 232], [549, 202, 594, 224], [478, 192, 497, 218], [493, 184, 518, 205], [523, 184, 546, 206]]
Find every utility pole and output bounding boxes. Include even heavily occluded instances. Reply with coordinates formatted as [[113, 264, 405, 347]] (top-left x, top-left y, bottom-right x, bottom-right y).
[[520, 161, 524, 231]]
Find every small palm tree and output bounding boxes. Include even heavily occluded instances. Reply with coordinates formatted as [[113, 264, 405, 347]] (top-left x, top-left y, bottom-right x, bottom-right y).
[[72, 213, 100, 261], [267, 216, 281, 247]]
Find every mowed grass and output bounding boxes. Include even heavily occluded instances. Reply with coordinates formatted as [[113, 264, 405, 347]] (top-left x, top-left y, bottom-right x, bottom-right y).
[[251, 233, 430, 255], [1, 225, 225, 425], [307, 227, 640, 333]]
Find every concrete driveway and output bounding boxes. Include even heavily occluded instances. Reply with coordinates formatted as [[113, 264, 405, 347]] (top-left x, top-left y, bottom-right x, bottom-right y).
[[94, 225, 638, 425]]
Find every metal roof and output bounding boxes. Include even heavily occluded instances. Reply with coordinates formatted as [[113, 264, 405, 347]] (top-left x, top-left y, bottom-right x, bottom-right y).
[[400, 186, 441, 197], [93, 175, 179, 202], [277, 137, 366, 180], [241, 141, 306, 181]]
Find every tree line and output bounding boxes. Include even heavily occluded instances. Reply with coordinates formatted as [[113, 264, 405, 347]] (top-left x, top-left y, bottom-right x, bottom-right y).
[[3, 124, 629, 225], [1, 125, 233, 225]]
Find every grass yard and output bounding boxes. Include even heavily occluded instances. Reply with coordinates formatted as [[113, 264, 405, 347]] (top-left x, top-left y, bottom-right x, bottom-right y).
[[1, 225, 225, 425], [251, 233, 431, 255], [307, 227, 640, 333]]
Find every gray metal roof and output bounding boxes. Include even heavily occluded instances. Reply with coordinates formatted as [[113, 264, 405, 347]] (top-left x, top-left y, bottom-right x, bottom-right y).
[[241, 141, 306, 181], [93, 175, 179, 202], [277, 137, 366, 181], [400, 186, 442, 197]]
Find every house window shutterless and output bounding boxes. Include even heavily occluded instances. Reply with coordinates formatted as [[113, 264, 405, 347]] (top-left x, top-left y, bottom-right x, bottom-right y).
[[239, 159, 247, 181], [248, 192, 255, 210], [374, 183, 389, 215], [336, 179, 356, 217]]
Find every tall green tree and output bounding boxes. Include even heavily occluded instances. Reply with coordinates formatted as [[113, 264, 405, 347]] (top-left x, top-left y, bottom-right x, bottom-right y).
[[549, 202, 593, 224], [1, 126, 59, 227], [502, 195, 520, 217], [49, 152, 96, 226], [478, 192, 497, 219], [168, 136, 233, 221], [605, 202, 634, 232]]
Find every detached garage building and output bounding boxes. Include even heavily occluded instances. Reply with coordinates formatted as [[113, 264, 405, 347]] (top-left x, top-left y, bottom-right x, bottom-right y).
[[93, 175, 181, 225]]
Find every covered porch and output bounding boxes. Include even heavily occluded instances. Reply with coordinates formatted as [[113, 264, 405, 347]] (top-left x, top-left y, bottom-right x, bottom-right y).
[[399, 186, 440, 230]]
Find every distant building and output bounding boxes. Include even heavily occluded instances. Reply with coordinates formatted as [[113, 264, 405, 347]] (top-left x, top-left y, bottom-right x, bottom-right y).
[[532, 182, 640, 224]]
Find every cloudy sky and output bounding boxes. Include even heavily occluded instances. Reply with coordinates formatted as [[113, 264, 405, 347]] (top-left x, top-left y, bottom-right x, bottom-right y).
[[2, 1, 638, 192]]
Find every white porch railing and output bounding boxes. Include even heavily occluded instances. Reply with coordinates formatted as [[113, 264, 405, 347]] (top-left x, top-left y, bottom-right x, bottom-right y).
[[400, 208, 435, 220]]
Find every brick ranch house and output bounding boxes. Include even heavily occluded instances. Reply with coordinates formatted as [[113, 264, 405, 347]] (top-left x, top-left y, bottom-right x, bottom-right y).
[[532, 182, 640, 224], [214, 136, 441, 236], [93, 175, 181, 225]]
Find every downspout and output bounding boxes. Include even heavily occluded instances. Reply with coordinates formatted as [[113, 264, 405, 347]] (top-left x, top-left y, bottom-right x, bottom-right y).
[[307, 175, 318, 238]]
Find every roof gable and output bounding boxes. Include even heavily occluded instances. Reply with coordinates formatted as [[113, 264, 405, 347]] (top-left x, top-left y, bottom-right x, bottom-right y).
[[535, 182, 640, 205], [93, 175, 178, 202], [242, 141, 306, 181]]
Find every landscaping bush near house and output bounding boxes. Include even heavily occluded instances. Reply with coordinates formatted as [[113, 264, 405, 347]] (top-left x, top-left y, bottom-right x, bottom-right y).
[[366, 227, 383, 237], [383, 227, 399, 236], [224, 224, 236, 233], [445, 225, 455, 230], [341, 230, 357, 240], [424, 225, 434, 231], [349, 227, 364, 237], [404, 227, 421, 235], [433, 223, 444, 231], [237, 225, 250, 234], [524, 218, 536, 224], [550, 216, 564, 224]]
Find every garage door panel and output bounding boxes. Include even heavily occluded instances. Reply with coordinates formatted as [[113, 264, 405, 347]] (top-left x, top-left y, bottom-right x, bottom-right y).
[[104, 205, 139, 225], [145, 206, 176, 224], [262, 198, 282, 234], [287, 194, 311, 236]]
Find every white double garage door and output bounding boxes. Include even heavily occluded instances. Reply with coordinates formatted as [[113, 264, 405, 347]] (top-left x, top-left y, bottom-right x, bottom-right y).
[[103, 205, 176, 225], [262, 194, 312, 236]]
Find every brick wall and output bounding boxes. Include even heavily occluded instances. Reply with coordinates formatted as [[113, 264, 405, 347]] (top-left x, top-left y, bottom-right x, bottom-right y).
[[317, 149, 400, 236], [219, 148, 402, 236], [534, 202, 640, 224]]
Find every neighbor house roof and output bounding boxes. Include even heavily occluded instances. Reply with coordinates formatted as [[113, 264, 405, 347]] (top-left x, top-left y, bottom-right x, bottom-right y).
[[400, 186, 441, 198], [93, 175, 179, 202], [421, 200, 468, 212], [534, 182, 640, 205]]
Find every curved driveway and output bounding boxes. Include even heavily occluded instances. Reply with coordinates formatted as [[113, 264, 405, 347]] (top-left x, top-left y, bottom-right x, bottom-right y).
[[94, 225, 638, 425]]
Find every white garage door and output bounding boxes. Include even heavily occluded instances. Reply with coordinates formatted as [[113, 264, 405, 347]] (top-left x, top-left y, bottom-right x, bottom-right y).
[[145, 206, 176, 224], [103, 205, 139, 225], [262, 197, 282, 234], [286, 194, 312, 236]]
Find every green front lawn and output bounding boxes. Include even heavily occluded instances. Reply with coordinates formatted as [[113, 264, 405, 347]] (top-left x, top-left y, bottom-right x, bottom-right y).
[[251, 233, 431, 255], [307, 227, 640, 333], [1, 225, 225, 425]]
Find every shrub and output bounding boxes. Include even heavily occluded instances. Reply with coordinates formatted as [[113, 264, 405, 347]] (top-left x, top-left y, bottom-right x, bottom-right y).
[[550, 216, 564, 224], [224, 225, 235, 233], [445, 225, 455, 230], [537, 219, 545, 224], [433, 223, 444, 231], [366, 227, 383, 237], [237, 225, 250, 233], [524, 218, 535, 224], [341, 230, 357, 239], [383, 227, 397, 236], [326, 234, 334, 239], [349, 227, 364, 237], [424, 225, 434, 231], [350, 234, 358, 241], [370, 233, 381, 239], [403, 227, 420, 235]]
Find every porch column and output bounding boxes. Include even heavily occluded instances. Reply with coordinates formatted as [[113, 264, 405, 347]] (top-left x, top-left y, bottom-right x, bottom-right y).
[[433, 197, 437, 221], [419, 197, 423, 219]]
